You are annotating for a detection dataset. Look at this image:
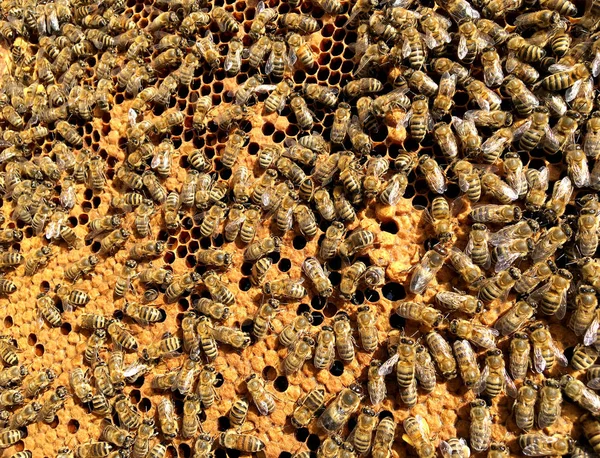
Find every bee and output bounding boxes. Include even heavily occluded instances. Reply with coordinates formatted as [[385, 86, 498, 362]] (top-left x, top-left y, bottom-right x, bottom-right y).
[[495, 301, 536, 336], [402, 415, 435, 458], [506, 332, 531, 382], [519, 433, 574, 457], [332, 185, 356, 222], [99, 229, 130, 256], [584, 112, 600, 159], [243, 374, 276, 416], [532, 224, 572, 264], [570, 286, 599, 345], [102, 423, 134, 449], [435, 291, 482, 316], [338, 229, 375, 259], [284, 335, 315, 375], [196, 364, 220, 409], [479, 267, 521, 303], [220, 430, 265, 453], [197, 202, 226, 239], [304, 83, 339, 107], [37, 385, 68, 424], [142, 332, 181, 361], [189, 97, 213, 133], [129, 241, 164, 262], [89, 215, 122, 238], [202, 270, 234, 306], [24, 246, 52, 277], [431, 73, 457, 121], [252, 299, 280, 340], [0, 365, 27, 388], [212, 325, 251, 349], [36, 293, 61, 328], [541, 62, 590, 95], [330, 312, 354, 362], [529, 322, 567, 373], [106, 320, 138, 352], [215, 104, 247, 131], [228, 397, 250, 429], [398, 25, 426, 70], [451, 319, 499, 350], [409, 245, 448, 295], [193, 433, 215, 458], [156, 398, 178, 440], [243, 237, 280, 263], [302, 257, 333, 297], [194, 316, 217, 361], [318, 384, 363, 433], [513, 379, 536, 432], [577, 206, 600, 257], [83, 329, 106, 366], [474, 348, 517, 399], [248, 37, 272, 71], [181, 394, 202, 440], [326, 102, 352, 144], [123, 302, 166, 325], [425, 331, 457, 379], [418, 154, 446, 194], [561, 374, 600, 417], [466, 79, 502, 111], [537, 378, 563, 429], [138, 266, 173, 287], [250, 0, 278, 39], [453, 339, 481, 390], [544, 176, 573, 224], [264, 37, 288, 78], [65, 255, 98, 283], [582, 415, 600, 456], [469, 400, 492, 453], [527, 268, 571, 319], [439, 438, 470, 458], [212, 6, 239, 33], [76, 442, 113, 458], [69, 368, 92, 403], [572, 344, 599, 371], [0, 388, 23, 407]]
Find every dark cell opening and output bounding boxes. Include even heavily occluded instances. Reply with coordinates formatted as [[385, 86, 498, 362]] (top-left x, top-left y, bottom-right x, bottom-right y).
[[328, 256, 342, 271], [297, 303, 311, 315], [382, 282, 406, 301], [311, 311, 324, 326], [241, 262, 253, 276], [293, 236, 307, 250], [295, 428, 309, 442], [60, 323, 71, 335], [215, 372, 224, 388], [239, 277, 252, 291], [365, 289, 380, 302], [351, 291, 365, 305], [274, 375, 289, 392], [218, 416, 231, 431], [241, 319, 254, 334], [328, 272, 341, 287], [179, 443, 191, 458], [67, 419, 79, 434], [139, 398, 152, 412], [380, 220, 399, 234], [307, 435, 321, 451], [311, 296, 327, 310], [267, 251, 280, 263], [379, 410, 394, 419], [389, 314, 406, 330], [329, 360, 343, 376], [278, 258, 291, 272], [129, 389, 141, 404]]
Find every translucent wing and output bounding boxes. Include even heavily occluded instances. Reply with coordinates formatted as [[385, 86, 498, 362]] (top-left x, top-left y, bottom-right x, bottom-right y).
[[265, 49, 275, 75], [565, 78, 583, 102], [588, 377, 600, 390], [505, 54, 518, 73], [484, 60, 503, 87], [473, 363, 489, 395], [592, 52, 600, 78], [415, 415, 430, 437], [224, 50, 240, 72], [495, 250, 523, 273], [550, 339, 568, 367], [523, 436, 557, 456], [129, 108, 138, 126], [552, 176, 573, 204], [458, 35, 468, 60], [378, 353, 399, 376], [584, 317, 600, 346], [439, 441, 452, 458], [402, 39, 412, 59], [255, 84, 277, 94], [533, 345, 546, 373], [288, 47, 297, 66], [526, 282, 551, 308], [422, 31, 439, 50], [581, 388, 600, 412], [503, 368, 518, 398]]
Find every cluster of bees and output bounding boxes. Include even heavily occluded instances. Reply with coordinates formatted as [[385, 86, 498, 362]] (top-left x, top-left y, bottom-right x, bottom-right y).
[[1, 0, 600, 454]]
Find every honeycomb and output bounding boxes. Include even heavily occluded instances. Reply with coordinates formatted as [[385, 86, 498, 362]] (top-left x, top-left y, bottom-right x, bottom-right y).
[[0, 0, 600, 457]]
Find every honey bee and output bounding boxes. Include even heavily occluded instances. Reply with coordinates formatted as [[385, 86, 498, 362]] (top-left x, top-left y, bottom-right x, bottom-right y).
[[431, 73, 457, 120], [561, 374, 600, 417], [318, 384, 363, 433], [261, 78, 294, 114], [402, 415, 435, 458], [310, 325, 336, 371], [157, 398, 178, 440], [69, 368, 93, 403], [37, 385, 68, 425], [479, 267, 521, 303], [212, 6, 239, 33], [250, 1, 278, 39], [584, 112, 600, 159], [245, 373, 276, 416], [529, 322, 568, 373], [36, 293, 61, 328], [76, 442, 113, 458], [303, 257, 333, 297], [196, 364, 220, 408], [142, 333, 181, 361], [541, 62, 590, 97], [347, 407, 378, 455], [251, 298, 280, 340], [24, 246, 52, 277], [518, 433, 574, 457], [244, 237, 281, 262], [248, 37, 272, 70], [0, 389, 23, 407], [123, 302, 166, 326], [65, 255, 98, 283], [220, 430, 265, 453], [229, 397, 250, 428], [128, 241, 164, 262], [213, 325, 251, 349], [181, 394, 202, 440], [535, 378, 563, 430], [436, 291, 482, 316], [284, 335, 315, 375], [0, 364, 27, 388], [215, 104, 247, 131], [99, 229, 130, 256], [265, 37, 288, 78], [418, 154, 446, 194], [102, 423, 134, 449], [107, 319, 138, 352], [409, 245, 448, 295], [304, 83, 339, 107], [570, 286, 599, 345], [426, 331, 457, 379]]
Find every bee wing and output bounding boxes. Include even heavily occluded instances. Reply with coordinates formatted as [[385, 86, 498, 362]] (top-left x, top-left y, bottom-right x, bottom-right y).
[[588, 377, 600, 390], [369, 382, 386, 406], [533, 345, 546, 373], [565, 78, 584, 103], [422, 31, 439, 50], [128, 108, 138, 127], [384, 178, 402, 206], [224, 51, 239, 72], [494, 249, 523, 273], [439, 72, 457, 97], [402, 38, 412, 59], [475, 326, 499, 348], [551, 176, 573, 203], [592, 52, 600, 78], [584, 317, 600, 346], [415, 414, 430, 437], [526, 282, 551, 308], [436, 291, 465, 310], [522, 436, 557, 456], [255, 84, 278, 94], [265, 49, 275, 75], [554, 289, 568, 321], [473, 363, 489, 395], [457, 35, 468, 60], [550, 339, 568, 367], [489, 225, 515, 246], [503, 368, 518, 398], [484, 60, 504, 88], [378, 353, 399, 376], [398, 109, 412, 129], [439, 441, 453, 458]]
